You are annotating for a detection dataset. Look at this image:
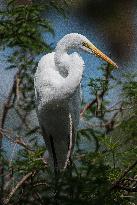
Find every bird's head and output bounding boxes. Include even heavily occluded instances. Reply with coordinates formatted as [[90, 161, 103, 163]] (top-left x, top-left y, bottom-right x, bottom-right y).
[[55, 33, 118, 69]]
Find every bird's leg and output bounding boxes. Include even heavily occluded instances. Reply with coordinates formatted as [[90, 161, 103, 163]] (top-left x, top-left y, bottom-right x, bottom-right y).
[[41, 126, 60, 204], [41, 126, 59, 175], [41, 130, 60, 204], [49, 135, 60, 177]]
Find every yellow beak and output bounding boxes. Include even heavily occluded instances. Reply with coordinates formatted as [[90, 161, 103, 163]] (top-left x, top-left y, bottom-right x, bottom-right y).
[[83, 42, 118, 68]]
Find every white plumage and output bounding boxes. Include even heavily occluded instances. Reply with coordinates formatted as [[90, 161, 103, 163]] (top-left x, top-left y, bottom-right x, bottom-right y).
[[34, 33, 117, 172]]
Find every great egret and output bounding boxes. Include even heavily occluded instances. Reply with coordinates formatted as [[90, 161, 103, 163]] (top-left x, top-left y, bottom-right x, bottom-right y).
[[34, 33, 117, 173]]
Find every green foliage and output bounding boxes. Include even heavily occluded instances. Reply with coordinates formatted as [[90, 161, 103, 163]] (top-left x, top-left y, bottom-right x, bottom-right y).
[[0, 0, 54, 52], [122, 72, 137, 107], [88, 64, 115, 94]]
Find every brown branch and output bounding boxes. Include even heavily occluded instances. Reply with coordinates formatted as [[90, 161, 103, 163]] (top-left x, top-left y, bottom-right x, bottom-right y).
[[0, 71, 21, 142], [33, 181, 49, 187], [104, 111, 119, 133], [105, 106, 134, 113], [0, 128, 34, 152], [15, 0, 32, 5], [117, 185, 137, 192], [80, 63, 111, 117], [14, 108, 32, 130], [15, 138, 34, 151], [16, 73, 20, 102], [0, 71, 21, 198], [110, 159, 137, 191], [80, 98, 97, 117], [3, 172, 34, 205], [79, 104, 123, 133], [104, 102, 125, 133]]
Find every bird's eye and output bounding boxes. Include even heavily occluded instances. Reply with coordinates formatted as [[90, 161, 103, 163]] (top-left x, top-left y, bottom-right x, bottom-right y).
[[82, 42, 89, 49]]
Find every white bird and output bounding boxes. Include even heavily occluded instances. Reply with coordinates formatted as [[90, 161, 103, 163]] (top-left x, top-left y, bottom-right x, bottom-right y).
[[34, 33, 117, 173]]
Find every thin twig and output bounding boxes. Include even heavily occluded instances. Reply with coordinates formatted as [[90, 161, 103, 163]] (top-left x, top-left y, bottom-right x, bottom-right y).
[[80, 63, 111, 117], [33, 182, 49, 187], [15, 0, 32, 5], [0, 71, 21, 198], [118, 185, 137, 192], [3, 172, 34, 205], [0, 128, 34, 152], [14, 108, 32, 130], [16, 73, 20, 102], [9, 143, 17, 168], [110, 159, 137, 191]]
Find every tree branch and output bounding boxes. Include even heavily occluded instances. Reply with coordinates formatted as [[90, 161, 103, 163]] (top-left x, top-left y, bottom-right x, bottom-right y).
[[80, 63, 111, 117], [0, 128, 34, 152], [3, 171, 34, 205], [0, 71, 21, 198], [110, 159, 137, 191]]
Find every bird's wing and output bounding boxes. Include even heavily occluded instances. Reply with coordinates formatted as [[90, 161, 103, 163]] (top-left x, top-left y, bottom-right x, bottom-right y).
[[41, 112, 76, 173]]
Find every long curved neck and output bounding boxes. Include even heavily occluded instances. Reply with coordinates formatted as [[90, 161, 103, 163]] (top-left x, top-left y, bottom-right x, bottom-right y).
[[54, 38, 70, 77], [54, 33, 84, 77], [54, 36, 84, 100]]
